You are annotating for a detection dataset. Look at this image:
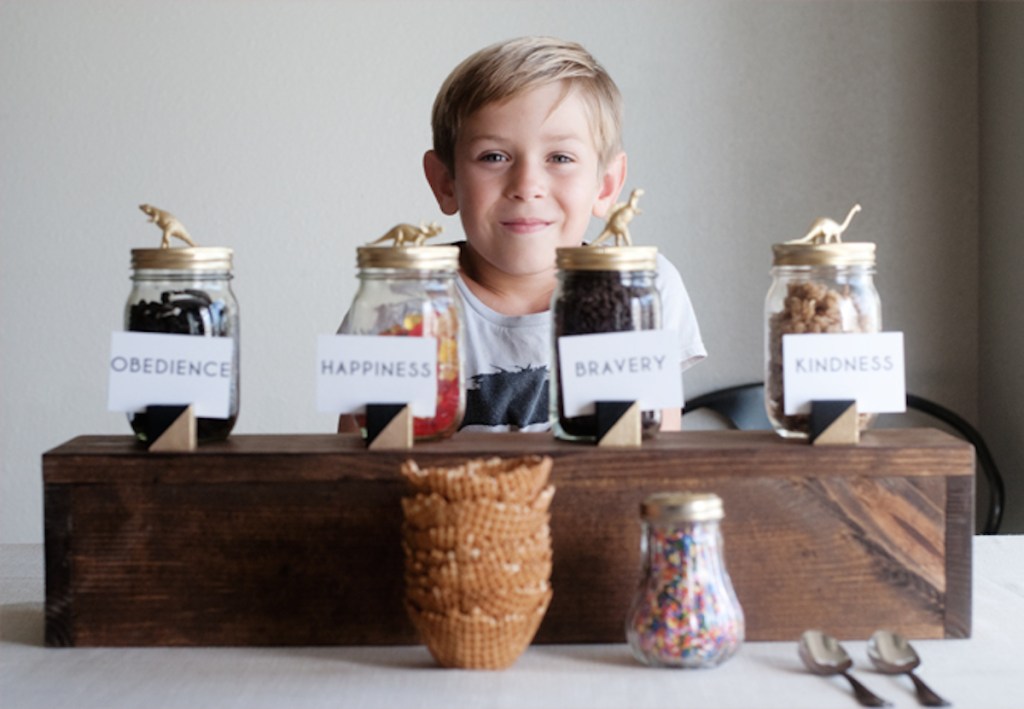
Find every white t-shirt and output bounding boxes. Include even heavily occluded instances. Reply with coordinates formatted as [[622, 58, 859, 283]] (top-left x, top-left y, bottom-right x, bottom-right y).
[[457, 251, 706, 432]]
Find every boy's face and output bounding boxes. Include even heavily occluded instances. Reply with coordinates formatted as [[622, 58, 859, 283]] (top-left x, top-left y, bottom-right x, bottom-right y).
[[425, 82, 625, 279]]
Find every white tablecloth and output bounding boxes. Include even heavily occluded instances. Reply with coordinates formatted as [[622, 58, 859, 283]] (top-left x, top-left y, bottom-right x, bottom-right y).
[[2, 537, 1022, 709]]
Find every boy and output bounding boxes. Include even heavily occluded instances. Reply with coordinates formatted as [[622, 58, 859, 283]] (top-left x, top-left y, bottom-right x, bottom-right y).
[[344, 36, 705, 432]]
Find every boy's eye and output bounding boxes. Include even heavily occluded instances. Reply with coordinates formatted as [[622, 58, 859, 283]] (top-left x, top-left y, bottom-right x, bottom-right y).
[[550, 154, 575, 164], [479, 152, 508, 163]]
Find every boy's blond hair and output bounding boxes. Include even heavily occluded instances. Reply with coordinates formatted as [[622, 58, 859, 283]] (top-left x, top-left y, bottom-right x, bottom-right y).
[[430, 36, 623, 174]]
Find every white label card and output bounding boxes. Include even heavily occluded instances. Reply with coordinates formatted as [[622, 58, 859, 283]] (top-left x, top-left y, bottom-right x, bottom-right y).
[[782, 332, 906, 415], [557, 330, 683, 417], [107, 331, 234, 417], [316, 334, 438, 416]]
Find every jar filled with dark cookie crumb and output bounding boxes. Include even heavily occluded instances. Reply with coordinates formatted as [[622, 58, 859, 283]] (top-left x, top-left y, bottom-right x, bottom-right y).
[[126, 246, 239, 442], [765, 240, 880, 438], [551, 245, 662, 441]]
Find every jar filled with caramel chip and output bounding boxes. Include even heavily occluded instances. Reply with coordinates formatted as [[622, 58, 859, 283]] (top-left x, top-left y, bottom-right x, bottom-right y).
[[764, 206, 880, 438]]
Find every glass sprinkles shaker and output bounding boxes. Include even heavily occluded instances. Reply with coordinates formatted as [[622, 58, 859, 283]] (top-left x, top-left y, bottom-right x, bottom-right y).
[[339, 224, 464, 440], [626, 492, 744, 668], [126, 206, 239, 442], [764, 204, 881, 438]]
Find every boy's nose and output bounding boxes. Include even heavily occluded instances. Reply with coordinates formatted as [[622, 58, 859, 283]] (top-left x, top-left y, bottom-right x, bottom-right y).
[[506, 161, 546, 200]]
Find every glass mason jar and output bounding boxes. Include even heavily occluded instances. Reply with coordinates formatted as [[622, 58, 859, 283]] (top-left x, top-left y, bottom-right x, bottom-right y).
[[551, 246, 662, 441], [125, 246, 239, 442], [340, 244, 464, 440], [764, 241, 880, 438], [626, 492, 744, 668]]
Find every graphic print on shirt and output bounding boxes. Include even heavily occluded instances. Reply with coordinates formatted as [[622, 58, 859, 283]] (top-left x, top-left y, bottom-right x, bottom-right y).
[[462, 364, 549, 429]]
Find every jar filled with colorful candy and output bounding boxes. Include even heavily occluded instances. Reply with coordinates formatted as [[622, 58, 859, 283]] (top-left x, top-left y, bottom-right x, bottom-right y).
[[340, 225, 464, 440], [626, 491, 744, 668]]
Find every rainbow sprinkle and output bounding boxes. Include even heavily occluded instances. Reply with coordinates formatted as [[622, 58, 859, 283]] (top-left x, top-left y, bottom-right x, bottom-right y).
[[627, 521, 744, 668]]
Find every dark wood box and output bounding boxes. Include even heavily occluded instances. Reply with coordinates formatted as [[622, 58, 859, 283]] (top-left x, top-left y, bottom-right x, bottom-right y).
[[43, 429, 973, 646]]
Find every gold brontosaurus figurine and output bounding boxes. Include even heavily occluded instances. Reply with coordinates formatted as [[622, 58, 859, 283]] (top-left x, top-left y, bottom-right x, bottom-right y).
[[140, 204, 197, 248], [591, 188, 644, 247], [370, 222, 443, 247], [790, 204, 862, 244]]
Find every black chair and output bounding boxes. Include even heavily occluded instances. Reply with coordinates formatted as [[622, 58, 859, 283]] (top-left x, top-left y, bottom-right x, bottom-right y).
[[683, 382, 1005, 535]]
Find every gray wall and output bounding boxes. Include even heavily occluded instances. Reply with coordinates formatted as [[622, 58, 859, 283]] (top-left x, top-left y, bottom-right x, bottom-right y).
[[1, 1, 1019, 543], [980, 3, 1024, 535]]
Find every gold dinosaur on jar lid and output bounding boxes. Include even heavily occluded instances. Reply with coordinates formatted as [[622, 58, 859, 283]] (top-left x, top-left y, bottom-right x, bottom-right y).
[[556, 188, 658, 271], [131, 204, 233, 271], [356, 222, 458, 270]]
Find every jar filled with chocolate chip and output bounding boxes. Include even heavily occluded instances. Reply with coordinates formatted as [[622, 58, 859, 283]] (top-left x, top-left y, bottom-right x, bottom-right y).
[[126, 245, 239, 442], [765, 207, 880, 438], [551, 245, 662, 441], [340, 230, 464, 440]]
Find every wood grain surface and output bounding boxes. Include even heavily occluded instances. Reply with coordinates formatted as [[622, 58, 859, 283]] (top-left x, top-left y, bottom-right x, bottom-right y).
[[42, 429, 973, 646]]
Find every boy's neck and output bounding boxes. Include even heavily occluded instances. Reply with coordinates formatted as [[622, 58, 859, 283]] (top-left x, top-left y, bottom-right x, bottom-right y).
[[459, 246, 555, 316]]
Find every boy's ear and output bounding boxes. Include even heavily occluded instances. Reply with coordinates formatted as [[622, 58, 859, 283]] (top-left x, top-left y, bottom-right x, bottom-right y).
[[423, 150, 459, 216], [593, 151, 628, 218]]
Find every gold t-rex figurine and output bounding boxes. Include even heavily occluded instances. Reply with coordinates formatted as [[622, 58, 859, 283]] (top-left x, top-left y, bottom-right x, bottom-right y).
[[591, 188, 644, 247], [790, 204, 862, 244], [370, 222, 443, 247], [140, 204, 197, 248]]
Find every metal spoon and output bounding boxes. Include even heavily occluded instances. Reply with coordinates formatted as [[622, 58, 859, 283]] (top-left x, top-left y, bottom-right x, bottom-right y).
[[799, 630, 891, 707], [868, 629, 951, 706]]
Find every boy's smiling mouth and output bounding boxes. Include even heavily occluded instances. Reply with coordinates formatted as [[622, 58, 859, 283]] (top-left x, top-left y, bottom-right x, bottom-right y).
[[500, 218, 553, 234]]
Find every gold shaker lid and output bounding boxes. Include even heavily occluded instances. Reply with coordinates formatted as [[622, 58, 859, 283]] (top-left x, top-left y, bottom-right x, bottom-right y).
[[356, 222, 458, 270], [131, 204, 233, 270], [772, 204, 875, 267], [641, 492, 724, 522]]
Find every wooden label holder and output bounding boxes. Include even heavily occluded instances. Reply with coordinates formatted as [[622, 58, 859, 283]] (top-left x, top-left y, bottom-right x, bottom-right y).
[[145, 405, 197, 452], [809, 399, 860, 445], [365, 404, 412, 450], [596, 401, 641, 448]]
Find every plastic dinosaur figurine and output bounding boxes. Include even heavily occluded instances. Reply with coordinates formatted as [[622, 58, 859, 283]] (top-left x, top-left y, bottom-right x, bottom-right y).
[[791, 204, 862, 244], [591, 188, 644, 247], [140, 204, 198, 248], [370, 222, 443, 247]]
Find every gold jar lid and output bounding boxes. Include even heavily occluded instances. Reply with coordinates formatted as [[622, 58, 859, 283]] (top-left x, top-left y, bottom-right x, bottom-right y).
[[771, 241, 875, 267], [774, 203, 874, 267], [132, 204, 232, 270], [641, 492, 724, 522], [131, 247, 233, 271], [357, 245, 459, 270], [557, 245, 658, 271], [357, 222, 457, 270]]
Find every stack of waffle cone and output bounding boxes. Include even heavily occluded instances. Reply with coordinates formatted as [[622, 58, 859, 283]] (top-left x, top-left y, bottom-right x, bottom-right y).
[[401, 455, 554, 669]]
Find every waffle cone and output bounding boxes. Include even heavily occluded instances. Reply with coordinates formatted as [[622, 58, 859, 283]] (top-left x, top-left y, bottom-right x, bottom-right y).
[[404, 553, 552, 594], [402, 531, 552, 566], [406, 591, 552, 669], [399, 455, 556, 669], [401, 487, 554, 537], [401, 456, 552, 504], [406, 580, 551, 616]]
